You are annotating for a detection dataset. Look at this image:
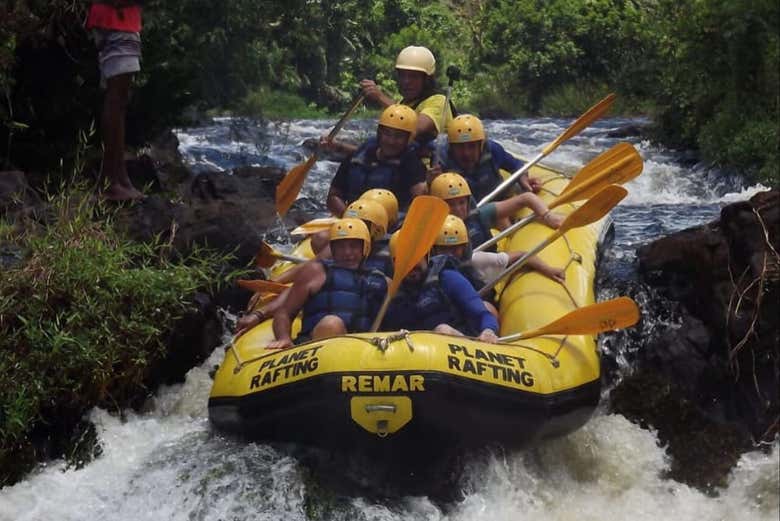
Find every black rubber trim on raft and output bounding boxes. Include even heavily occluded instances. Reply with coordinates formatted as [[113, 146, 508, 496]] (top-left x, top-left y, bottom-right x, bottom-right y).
[[208, 370, 600, 449]]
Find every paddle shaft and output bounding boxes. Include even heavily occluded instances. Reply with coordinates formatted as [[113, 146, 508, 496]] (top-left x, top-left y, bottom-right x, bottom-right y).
[[478, 232, 558, 296], [276, 93, 365, 216], [477, 151, 543, 208], [272, 252, 308, 264], [497, 297, 640, 342], [433, 70, 457, 165], [306, 92, 366, 162], [326, 93, 365, 142], [477, 184, 627, 296], [371, 295, 393, 333], [477, 93, 616, 207], [474, 147, 641, 252]]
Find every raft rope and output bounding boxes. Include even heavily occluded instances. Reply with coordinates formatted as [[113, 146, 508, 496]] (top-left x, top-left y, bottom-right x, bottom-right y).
[[338, 330, 415, 353]]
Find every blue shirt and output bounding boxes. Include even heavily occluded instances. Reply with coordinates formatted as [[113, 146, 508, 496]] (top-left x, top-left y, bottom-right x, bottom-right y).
[[439, 269, 499, 333]]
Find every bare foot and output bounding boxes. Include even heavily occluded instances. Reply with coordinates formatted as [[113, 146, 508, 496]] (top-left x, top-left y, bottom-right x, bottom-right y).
[[102, 183, 145, 201]]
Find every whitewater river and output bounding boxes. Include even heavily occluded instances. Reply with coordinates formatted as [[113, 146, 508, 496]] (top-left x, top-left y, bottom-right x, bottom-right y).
[[0, 117, 776, 520]]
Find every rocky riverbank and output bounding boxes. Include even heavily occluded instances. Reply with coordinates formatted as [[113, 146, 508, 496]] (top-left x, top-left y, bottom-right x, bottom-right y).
[[0, 132, 302, 486], [610, 189, 779, 490]]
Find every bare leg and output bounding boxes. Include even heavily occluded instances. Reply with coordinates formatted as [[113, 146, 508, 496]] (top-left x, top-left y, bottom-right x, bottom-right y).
[[101, 73, 143, 200], [433, 323, 464, 336], [312, 315, 347, 339], [483, 300, 499, 318]]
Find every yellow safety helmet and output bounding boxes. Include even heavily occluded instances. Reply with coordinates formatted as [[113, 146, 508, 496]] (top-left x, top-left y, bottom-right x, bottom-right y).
[[430, 172, 472, 200], [448, 114, 486, 144], [360, 189, 399, 227], [395, 46, 436, 76], [378, 104, 417, 142], [435, 215, 469, 246], [330, 218, 371, 257], [343, 199, 388, 241]]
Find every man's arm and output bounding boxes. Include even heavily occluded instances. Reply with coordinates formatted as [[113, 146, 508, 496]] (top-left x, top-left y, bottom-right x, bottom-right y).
[[327, 186, 347, 217], [440, 269, 499, 339], [490, 141, 541, 193], [269, 262, 325, 349], [493, 193, 550, 223], [415, 113, 439, 142], [359, 79, 395, 108]]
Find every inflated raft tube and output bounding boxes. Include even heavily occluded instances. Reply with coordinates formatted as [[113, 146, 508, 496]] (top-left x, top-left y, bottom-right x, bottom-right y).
[[209, 161, 611, 449]]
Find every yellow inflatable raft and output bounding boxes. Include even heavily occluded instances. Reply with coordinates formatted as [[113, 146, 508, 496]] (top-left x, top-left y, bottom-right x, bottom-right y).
[[208, 162, 611, 449]]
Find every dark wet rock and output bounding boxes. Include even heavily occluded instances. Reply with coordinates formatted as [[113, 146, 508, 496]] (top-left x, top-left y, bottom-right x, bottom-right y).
[[150, 292, 223, 386], [606, 124, 647, 138], [1, 171, 43, 270], [114, 164, 284, 269], [610, 372, 750, 491], [0, 170, 42, 215], [611, 189, 779, 489]]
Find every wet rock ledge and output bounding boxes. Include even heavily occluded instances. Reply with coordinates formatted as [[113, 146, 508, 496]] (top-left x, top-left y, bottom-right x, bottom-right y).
[[611, 189, 779, 490]]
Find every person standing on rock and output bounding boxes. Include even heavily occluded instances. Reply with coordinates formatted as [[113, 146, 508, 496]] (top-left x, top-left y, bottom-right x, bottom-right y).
[[86, 1, 145, 201]]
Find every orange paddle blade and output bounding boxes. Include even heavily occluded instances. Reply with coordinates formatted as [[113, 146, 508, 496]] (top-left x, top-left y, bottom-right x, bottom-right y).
[[275, 155, 318, 216], [554, 143, 642, 207], [290, 217, 338, 236], [370, 196, 449, 331], [236, 279, 291, 294], [501, 297, 640, 341], [388, 196, 449, 296], [542, 93, 616, 156]]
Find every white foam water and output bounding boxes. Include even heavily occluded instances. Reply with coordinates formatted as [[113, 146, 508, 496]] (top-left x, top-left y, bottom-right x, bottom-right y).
[[0, 342, 776, 521]]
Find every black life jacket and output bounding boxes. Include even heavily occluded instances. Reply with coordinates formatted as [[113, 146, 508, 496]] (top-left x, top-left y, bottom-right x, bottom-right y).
[[440, 144, 503, 203], [344, 138, 415, 209]]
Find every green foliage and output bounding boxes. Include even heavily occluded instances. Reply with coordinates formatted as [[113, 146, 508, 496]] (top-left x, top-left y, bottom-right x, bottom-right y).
[[237, 88, 329, 120], [0, 186, 228, 483], [1, 0, 777, 184], [645, 0, 780, 186]]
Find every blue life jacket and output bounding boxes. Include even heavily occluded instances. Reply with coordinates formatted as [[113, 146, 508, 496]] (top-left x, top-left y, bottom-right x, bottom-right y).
[[300, 261, 387, 336], [415, 255, 474, 335], [465, 209, 495, 253], [440, 144, 503, 203], [344, 138, 415, 208]]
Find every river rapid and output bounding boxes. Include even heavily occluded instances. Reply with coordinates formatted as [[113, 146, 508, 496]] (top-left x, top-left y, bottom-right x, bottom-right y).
[[0, 117, 776, 521]]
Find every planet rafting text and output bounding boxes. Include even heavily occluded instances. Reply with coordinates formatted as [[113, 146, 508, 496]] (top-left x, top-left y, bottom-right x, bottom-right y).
[[447, 343, 535, 387], [249, 345, 323, 389]]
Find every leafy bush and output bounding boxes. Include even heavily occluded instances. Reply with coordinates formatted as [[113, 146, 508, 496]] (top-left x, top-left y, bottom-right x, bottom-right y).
[[237, 88, 329, 120], [0, 187, 229, 484]]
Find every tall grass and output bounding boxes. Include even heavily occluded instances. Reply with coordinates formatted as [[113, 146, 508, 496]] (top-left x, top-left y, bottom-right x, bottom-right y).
[[0, 186, 232, 485]]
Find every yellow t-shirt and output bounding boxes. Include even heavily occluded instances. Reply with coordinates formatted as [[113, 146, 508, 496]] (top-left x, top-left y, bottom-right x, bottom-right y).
[[405, 93, 454, 134]]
